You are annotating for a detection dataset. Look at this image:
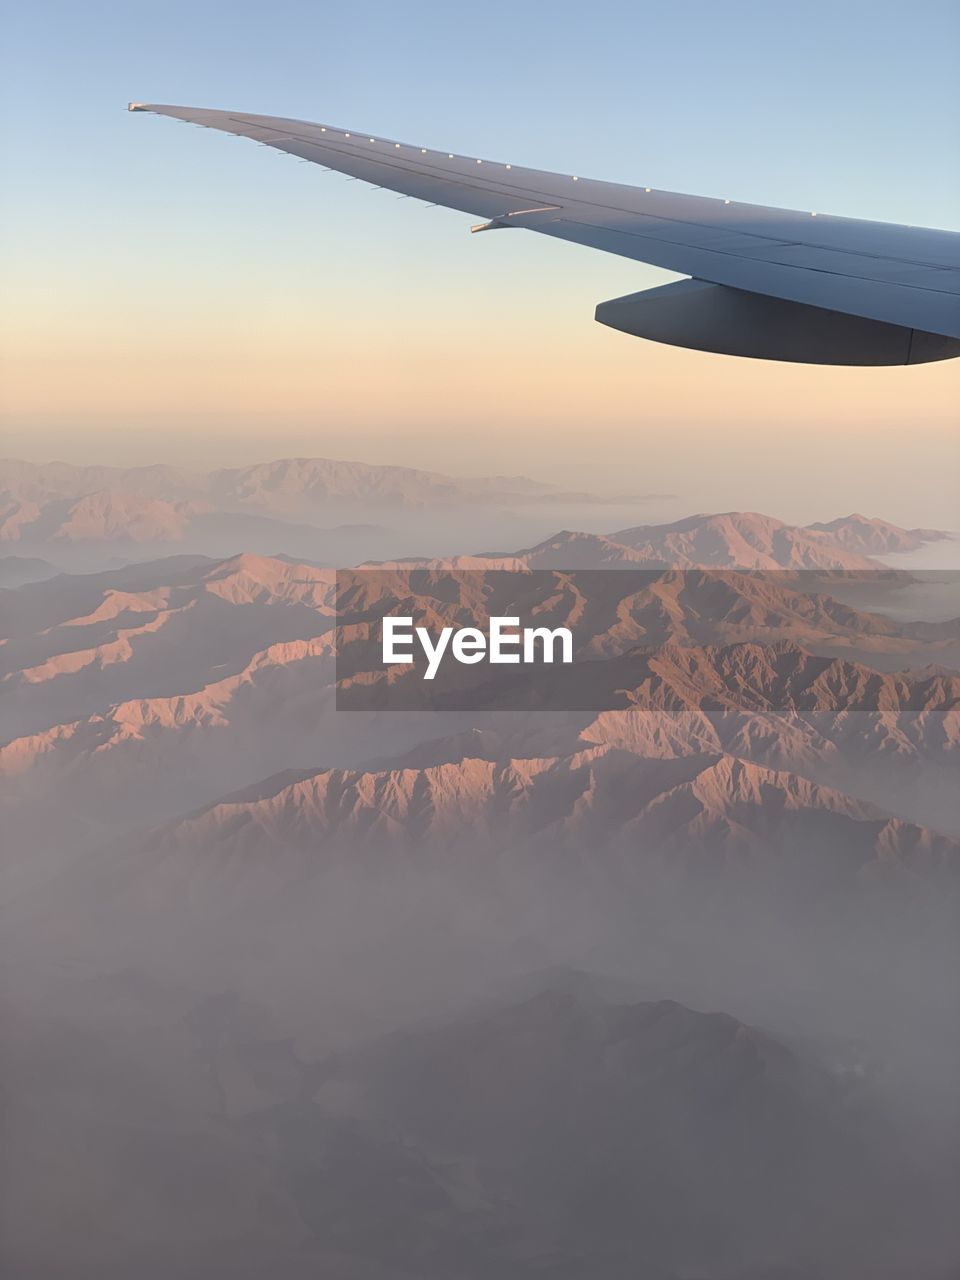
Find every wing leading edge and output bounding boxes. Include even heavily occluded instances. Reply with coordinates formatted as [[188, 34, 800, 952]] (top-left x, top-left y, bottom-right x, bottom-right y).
[[129, 103, 960, 365]]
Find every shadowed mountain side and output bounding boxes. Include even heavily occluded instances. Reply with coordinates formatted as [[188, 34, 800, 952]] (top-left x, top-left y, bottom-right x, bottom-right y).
[[2, 556, 957, 915], [305, 976, 958, 1277], [86, 750, 958, 924], [335, 566, 960, 683], [0, 555, 338, 739], [0, 654, 478, 897], [0, 554, 61, 587], [3, 967, 954, 1279], [6, 555, 957, 750], [3, 551, 958, 891], [3, 640, 956, 891], [376, 642, 960, 825]]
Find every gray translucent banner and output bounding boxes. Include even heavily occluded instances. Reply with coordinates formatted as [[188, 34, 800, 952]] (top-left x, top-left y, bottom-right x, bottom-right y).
[[335, 567, 960, 712]]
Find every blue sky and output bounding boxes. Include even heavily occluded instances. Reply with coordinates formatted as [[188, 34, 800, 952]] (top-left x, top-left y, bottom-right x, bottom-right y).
[[5, 0, 959, 225], [2, 0, 958, 524]]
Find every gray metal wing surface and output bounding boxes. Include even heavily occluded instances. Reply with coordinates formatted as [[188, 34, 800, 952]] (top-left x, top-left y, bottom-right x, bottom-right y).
[[130, 104, 960, 365]]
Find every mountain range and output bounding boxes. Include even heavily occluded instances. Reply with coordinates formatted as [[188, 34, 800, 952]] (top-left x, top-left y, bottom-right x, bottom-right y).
[[2, 457, 951, 572], [373, 513, 952, 572], [3, 548, 957, 904], [3, 496, 958, 1279], [495, 512, 939, 570]]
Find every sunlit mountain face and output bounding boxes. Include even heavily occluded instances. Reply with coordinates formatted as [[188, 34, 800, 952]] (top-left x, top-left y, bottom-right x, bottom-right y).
[[1, 458, 957, 1278]]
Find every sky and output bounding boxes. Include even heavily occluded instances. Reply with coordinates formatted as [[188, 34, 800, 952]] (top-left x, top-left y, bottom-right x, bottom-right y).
[[1, 0, 959, 525]]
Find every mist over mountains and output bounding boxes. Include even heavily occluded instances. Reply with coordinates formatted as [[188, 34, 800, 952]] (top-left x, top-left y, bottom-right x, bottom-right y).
[[0, 455, 666, 571], [2, 455, 953, 572], [495, 512, 947, 570], [1, 459, 958, 1277]]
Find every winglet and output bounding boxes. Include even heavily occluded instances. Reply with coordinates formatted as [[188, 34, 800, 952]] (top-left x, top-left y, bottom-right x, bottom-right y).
[[127, 102, 148, 112]]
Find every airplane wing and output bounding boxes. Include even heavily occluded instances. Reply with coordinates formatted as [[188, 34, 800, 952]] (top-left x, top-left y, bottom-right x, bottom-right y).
[[130, 103, 960, 366]]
